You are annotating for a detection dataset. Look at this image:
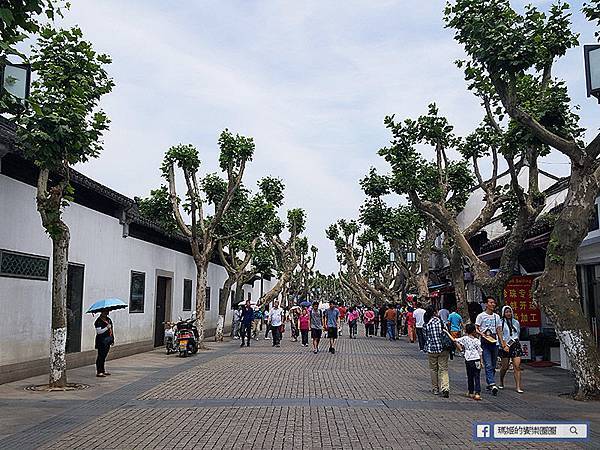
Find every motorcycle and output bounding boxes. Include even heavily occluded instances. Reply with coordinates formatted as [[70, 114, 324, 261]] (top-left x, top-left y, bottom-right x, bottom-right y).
[[175, 313, 199, 357]]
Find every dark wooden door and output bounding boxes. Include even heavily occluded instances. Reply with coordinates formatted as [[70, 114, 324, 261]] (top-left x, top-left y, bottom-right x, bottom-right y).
[[66, 264, 84, 353], [154, 276, 169, 347]]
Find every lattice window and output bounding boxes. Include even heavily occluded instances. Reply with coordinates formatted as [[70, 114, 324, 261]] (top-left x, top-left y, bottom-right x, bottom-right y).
[[0, 249, 49, 280]]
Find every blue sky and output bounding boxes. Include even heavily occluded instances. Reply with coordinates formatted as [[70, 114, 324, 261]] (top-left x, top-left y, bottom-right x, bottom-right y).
[[57, 1, 598, 274]]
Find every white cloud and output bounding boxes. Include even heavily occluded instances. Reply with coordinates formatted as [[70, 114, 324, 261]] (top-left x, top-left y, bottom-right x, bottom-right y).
[[55, 0, 597, 274]]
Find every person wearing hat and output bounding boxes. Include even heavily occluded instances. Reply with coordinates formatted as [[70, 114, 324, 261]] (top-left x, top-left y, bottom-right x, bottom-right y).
[[498, 305, 524, 393]]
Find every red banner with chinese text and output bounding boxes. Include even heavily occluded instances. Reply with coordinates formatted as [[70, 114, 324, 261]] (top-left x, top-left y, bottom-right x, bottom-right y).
[[503, 276, 541, 327]]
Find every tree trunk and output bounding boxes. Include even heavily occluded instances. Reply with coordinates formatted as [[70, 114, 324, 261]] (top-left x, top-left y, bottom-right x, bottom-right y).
[[534, 168, 600, 399], [260, 271, 290, 305], [49, 230, 69, 388], [216, 276, 235, 342], [416, 272, 429, 306], [194, 262, 208, 347], [450, 246, 470, 323], [234, 279, 245, 305]]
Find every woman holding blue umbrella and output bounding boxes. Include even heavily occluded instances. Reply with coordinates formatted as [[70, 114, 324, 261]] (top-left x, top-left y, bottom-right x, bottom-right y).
[[87, 298, 127, 377], [95, 309, 114, 377]]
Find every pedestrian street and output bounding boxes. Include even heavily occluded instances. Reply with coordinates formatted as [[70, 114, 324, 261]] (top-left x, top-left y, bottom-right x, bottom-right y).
[[0, 330, 598, 450]]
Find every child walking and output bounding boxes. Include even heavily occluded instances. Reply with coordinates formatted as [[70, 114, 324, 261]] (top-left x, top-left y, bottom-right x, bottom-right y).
[[451, 323, 483, 400]]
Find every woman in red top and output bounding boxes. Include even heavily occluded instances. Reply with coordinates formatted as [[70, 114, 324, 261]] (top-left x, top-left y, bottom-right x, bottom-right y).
[[363, 308, 375, 337], [406, 306, 416, 343], [298, 307, 311, 347]]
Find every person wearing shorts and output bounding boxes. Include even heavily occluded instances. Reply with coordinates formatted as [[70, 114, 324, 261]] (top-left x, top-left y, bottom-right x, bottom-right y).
[[309, 301, 323, 354], [325, 301, 340, 354], [498, 305, 524, 393]]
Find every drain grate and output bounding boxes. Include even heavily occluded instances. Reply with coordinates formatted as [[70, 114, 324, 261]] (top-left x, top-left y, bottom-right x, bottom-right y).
[[24, 383, 90, 392]]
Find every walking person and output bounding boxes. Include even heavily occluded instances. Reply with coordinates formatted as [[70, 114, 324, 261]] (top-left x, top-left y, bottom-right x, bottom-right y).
[[95, 309, 114, 377], [338, 304, 347, 337], [447, 306, 463, 339], [396, 304, 404, 338], [290, 307, 300, 342], [364, 307, 375, 337], [384, 304, 397, 341], [498, 306, 524, 393], [299, 307, 310, 347], [310, 301, 323, 353], [406, 306, 416, 343], [347, 306, 359, 339], [452, 323, 483, 400], [475, 296, 503, 396], [232, 306, 242, 339], [373, 305, 380, 336], [267, 301, 284, 347], [438, 304, 450, 326], [378, 304, 387, 337], [240, 300, 254, 347], [423, 306, 450, 398], [252, 308, 262, 340], [324, 301, 341, 354], [264, 306, 271, 340], [414, 303, 426, 351]]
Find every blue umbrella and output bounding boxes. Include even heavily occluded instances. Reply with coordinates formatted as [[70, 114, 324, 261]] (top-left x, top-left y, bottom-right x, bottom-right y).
[[300, 300, 311, 307], [86, 298, 128, 314]]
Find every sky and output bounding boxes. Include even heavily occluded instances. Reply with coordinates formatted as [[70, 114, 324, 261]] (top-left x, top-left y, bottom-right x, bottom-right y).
[[52, 0, 598, 274]]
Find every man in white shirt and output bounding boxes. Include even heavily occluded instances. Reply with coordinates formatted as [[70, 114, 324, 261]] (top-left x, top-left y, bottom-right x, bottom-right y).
[[413, 303, 426, 351], [475, 296, 503, 395], [268, 301, 283, 348]]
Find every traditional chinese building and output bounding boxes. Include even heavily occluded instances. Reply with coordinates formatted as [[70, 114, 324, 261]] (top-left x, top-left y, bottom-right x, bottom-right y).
[[0, 117, 277, 384], [433, 167, 600, 365]]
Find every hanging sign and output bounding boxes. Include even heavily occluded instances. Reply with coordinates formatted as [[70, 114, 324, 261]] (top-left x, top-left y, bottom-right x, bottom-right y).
[[503, 276, 541, 327]]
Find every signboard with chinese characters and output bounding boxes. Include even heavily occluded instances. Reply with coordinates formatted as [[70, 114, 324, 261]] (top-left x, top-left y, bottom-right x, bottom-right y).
[[503, 276, 541, 327]]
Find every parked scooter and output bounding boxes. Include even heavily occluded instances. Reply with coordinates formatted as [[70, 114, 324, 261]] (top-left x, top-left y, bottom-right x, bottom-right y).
[[175, 313, 199, 357], [164, 321, 178, 355]]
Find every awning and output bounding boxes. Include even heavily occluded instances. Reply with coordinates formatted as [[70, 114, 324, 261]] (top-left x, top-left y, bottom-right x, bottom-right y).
[[428, 283, 451, 290]]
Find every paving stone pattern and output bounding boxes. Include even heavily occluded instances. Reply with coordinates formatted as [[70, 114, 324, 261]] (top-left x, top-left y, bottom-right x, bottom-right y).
[[1, 329, 598, 449]]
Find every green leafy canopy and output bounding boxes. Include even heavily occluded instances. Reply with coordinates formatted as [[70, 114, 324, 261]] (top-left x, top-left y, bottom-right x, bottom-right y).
[[18, 26, 114, 170]]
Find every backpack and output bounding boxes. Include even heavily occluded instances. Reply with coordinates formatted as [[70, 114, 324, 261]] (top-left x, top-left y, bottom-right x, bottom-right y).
[[439, 320, 455, 352]]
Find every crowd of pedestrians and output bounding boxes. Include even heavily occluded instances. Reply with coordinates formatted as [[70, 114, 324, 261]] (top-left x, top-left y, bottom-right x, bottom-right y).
[[230, 295, 525, 401]]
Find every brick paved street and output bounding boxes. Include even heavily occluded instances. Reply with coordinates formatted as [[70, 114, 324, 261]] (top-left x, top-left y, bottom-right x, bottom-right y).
[[1, 328, 599, 449]]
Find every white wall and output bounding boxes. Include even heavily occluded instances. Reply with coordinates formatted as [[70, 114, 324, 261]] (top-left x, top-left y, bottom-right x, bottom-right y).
[[0, 174, 265, 366]]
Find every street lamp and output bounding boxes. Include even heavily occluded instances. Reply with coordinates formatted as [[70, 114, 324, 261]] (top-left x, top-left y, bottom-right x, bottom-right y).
[[1, 63, 31, 101], [389, 250, 396, 263], [406, 251, 416, 263], [585, 44, 600, 103]]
